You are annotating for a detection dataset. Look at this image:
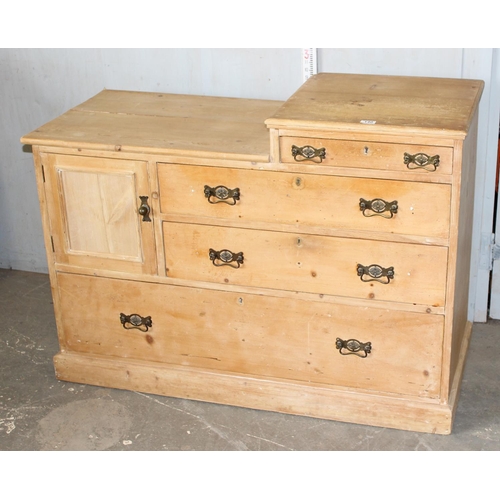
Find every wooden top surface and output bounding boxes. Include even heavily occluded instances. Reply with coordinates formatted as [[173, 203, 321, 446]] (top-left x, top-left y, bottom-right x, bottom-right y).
[[22, 74, 484, 158], [21, 90, 284, 162], [265, 73, 484, 137]]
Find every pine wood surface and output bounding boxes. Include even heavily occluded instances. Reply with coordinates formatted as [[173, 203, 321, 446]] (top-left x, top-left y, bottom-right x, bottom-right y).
[[448, 113, 480, 393], [21, 90, 283, 161], [279, 136, 454, 174], [163, 221, 448, 307], [41, 153, 157, 274], [56, 272, 444, 399], [158, 163, 452, 240], [22, 73, 484, 433], [53, 351, 455, 434], [52, 263, 446, 316], [266, 73, 484, 137]]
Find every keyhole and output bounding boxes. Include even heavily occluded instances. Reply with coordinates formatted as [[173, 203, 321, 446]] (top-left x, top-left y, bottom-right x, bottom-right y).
[[364, 146, 369, 155], [292, 176, 304, 190]]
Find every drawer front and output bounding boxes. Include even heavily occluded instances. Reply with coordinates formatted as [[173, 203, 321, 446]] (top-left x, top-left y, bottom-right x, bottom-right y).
[[158, 164, 451, 240], [280, 136, 453, 175], [57, 272, 443, 398], [163, 222, 447, 307]]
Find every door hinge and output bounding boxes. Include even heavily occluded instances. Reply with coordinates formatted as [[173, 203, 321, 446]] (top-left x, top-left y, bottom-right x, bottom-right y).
[[481, 232, 500, 270], [41, 164, 45, 182], [50, 236, 55, 253], [493, 240, 500, 262], [480, 232, 495, 271]]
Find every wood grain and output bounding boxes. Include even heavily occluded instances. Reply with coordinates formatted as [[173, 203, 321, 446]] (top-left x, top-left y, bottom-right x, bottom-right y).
[[266, 73, 484, 137], [163, 221, 448, 307], [279, 136, 453, 175], [54, 351, 454, 434], [41, 153, 157, 274], [158, 163, 452, 240], [56, 272, 444, 398], [23, 74, 484, 433], [21, 90, 283, 162]]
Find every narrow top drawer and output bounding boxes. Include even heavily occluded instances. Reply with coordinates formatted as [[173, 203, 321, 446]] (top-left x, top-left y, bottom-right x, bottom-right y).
[[280, 137, 453, 175]]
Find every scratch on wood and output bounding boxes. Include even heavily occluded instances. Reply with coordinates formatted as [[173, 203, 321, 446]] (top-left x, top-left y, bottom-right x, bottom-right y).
[[181, 354, 221, 361]]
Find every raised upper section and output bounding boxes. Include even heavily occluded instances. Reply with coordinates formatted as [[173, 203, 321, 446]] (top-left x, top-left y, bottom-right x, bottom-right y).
[[265, 73, 484, 138]]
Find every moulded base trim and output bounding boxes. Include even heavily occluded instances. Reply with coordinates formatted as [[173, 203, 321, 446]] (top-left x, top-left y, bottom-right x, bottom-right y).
[[53, 351, 455, 435]]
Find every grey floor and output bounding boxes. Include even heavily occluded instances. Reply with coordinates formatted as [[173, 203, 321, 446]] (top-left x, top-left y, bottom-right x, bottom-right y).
[[1, 268, 499, 451]]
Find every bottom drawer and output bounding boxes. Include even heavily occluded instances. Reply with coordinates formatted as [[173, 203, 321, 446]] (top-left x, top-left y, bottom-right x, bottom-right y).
[[56, 272, 444, 398]]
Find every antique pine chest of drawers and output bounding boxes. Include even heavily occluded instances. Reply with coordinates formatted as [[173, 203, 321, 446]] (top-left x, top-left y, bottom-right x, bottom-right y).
[[21, 73, 483, 434]]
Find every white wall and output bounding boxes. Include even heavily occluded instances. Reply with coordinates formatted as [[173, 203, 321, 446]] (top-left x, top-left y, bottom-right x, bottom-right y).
[[100, 48, 300, 99], [1, 48, 498, 320], [0, 49, 105, 272], [0, 48, 301, 273]]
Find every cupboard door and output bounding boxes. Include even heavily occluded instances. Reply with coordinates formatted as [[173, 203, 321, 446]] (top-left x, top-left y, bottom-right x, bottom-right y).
[[41, 153, 156, 274]]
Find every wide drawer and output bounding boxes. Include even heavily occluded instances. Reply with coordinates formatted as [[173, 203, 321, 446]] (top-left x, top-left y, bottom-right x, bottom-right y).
[[163, 222, 448, 307], [158, 164, 451, 240], [56, 272, 444, 398], [280, 136, 453, 175]]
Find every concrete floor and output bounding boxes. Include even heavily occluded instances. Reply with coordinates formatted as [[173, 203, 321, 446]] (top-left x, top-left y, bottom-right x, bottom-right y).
[[1, 268, 499, 451]]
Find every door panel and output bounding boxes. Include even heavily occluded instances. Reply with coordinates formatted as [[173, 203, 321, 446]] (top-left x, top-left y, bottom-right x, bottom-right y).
[[60, 169, 141, 259], [42, 153, 156, 274]]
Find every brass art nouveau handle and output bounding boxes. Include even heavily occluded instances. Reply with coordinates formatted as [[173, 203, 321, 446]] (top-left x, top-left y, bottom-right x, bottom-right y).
[[138, 196, 151, 222], [403, 152, 440, 172], [209, 248, 244, 268], [357, 264, 394, 284], [204, 185, 240, 205], [359, 198, 398, 219], [291, 145, 326, 163], [336, 338, 372, 358], [120, 313, 152, 332]]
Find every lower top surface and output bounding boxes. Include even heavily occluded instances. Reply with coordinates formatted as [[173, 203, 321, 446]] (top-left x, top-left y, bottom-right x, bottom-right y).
[[21, 90, 284, 161]]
